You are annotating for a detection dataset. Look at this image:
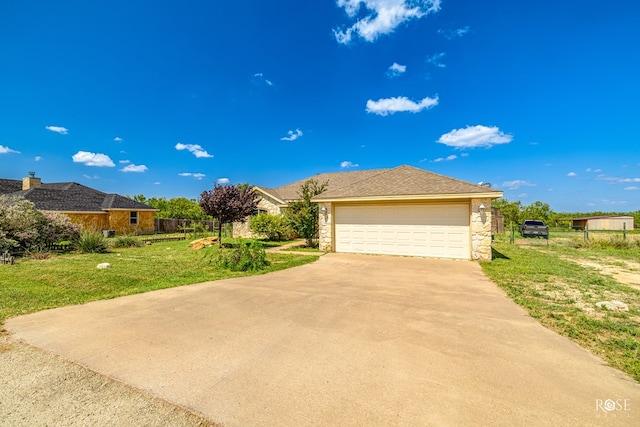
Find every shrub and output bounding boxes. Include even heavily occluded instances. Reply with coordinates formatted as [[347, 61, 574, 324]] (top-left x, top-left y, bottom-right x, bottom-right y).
[[0, 196, 80, 253], [76, 230, 109, 253], [111, 235, 142, 248], [207, 240, 268, 271], [250, 213, 293, 241]]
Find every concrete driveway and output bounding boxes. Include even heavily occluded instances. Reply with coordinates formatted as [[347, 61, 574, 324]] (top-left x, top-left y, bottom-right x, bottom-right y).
[[7, 254, 640, 426]]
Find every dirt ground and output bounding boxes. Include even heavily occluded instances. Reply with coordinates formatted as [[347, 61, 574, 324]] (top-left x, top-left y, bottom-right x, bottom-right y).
[[0, 336, 218, 427]]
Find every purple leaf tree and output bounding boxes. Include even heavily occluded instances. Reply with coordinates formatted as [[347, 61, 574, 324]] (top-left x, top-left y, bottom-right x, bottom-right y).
[[199, 184, 259, 246]]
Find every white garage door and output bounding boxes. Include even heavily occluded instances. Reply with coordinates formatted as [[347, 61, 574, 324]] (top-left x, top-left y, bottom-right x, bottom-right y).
[[334, 204, 470, 259]]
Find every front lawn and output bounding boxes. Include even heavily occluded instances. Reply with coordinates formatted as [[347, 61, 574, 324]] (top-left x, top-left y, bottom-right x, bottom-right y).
[[482, 238, 640, 382], [0, 239, 317, 329]]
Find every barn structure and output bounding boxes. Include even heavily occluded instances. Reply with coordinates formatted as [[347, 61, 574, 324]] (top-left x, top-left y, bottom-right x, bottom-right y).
[[571, 216, 634, 231]]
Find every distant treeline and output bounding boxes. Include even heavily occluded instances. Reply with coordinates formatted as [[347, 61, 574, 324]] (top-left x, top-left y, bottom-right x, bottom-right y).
[[493, 198, 639, 229]]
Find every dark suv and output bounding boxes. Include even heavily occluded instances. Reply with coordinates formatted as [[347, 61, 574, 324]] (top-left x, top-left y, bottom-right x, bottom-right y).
[[519, 220, 549, 239]]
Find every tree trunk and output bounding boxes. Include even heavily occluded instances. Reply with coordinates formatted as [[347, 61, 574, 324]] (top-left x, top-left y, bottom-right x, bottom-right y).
[[218, 221, 223, 247]]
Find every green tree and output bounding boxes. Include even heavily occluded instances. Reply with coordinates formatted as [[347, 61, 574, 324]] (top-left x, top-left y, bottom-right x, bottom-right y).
[[286, 179, 328, 247], [129, 195, 211, 220], [492, 198, 522, 229], [521, 201, 552, 223]]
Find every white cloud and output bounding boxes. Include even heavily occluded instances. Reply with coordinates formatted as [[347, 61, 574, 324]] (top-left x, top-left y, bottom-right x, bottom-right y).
[[217, 178, 230, 184], [175, 143, 213, 158], [437, 125, 512, 148], [426, 52, 446, 68], [281, 129, 303, 141], [624, 186, 639, 191], [501, 180, 535, 190], [340, 161, 359, 168], [517, 193, 529, 198], [45, 125, 68, 135], [567, 172, 577, 177], [334, 0, 441, 44], [34, 156, 42, 161], [120, 164, 148, 173], [119, 159, 130, 164], [178, 172, 206, 180], [585, 167, 602, 173], [437, 26, 470, 39], [153, 182, 161, 185], [619, 178, 640, 183], [0, 145, 20, 154], [387, 62, 407, 77], [114, 136, 123, 142], [253, 73, 274, 86], [366, 95, 438, 116], [433, 154, 457, 162], [460, 152, 469, 157], [72, 151, 115, 167]]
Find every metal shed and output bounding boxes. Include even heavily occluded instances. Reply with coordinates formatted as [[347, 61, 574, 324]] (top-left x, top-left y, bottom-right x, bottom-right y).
[[571, 216, 634, 231]]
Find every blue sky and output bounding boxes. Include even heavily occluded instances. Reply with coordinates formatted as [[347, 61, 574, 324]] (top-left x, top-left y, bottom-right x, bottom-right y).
[[1, 0, 638, 212]]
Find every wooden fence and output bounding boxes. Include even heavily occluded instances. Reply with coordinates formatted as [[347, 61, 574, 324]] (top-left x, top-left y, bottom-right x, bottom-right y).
[[154, 218, 218, 234]]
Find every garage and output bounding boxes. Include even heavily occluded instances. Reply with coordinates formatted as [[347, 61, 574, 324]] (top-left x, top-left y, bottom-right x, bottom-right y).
[[334, 203, 470, 259]]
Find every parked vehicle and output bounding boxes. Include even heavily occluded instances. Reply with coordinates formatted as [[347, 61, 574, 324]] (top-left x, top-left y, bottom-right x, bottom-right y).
[[520, 220, 549, 239]]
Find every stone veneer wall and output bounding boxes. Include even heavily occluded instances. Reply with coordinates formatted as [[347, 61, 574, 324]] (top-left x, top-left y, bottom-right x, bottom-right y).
[[233, 194, 283, 238], [470, 198, 493, 261], [318, 202, 332, 252]]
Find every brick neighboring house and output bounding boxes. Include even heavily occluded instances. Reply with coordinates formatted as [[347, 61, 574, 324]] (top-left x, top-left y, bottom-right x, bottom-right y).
[[0, 173, 157, 234], [235, 165, 503, 261]]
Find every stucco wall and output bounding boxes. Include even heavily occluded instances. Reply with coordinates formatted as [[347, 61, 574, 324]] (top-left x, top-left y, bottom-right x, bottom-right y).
[[108, 210, 155, 234], [64, 212, 109, 232], [471, 198, 492, 261]]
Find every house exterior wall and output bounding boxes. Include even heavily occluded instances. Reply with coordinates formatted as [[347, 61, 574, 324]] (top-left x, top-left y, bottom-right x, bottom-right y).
[[471, 198, 492, 261], [63, 212, 109, 231], [233, 194, 284, 238], [107, 210, 155, 234]]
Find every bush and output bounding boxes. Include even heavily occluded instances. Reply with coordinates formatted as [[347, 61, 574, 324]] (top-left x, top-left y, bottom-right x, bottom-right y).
[[0, 195, 79, 253], [207, 240, 268, 271], [111, 235, 142, 248], [76, 230, 109, 253], [250, 213, 293, 241]]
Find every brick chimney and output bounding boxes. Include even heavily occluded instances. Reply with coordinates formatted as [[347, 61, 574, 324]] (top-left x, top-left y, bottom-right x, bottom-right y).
[[22, 171, 42, 190]]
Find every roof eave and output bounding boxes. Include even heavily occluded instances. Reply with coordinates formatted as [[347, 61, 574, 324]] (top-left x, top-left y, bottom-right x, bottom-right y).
[[253, 186, 287, 205], [313, 191, 503, 203]]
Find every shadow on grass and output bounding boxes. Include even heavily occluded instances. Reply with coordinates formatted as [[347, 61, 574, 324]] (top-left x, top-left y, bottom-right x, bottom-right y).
[[492, 247, 510, 260]]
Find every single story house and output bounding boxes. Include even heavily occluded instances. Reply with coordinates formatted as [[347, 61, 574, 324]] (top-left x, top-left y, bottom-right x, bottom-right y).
[[571, 216, 634, 231], [0, 173, 157, 234], [237, 165, 502, 261]]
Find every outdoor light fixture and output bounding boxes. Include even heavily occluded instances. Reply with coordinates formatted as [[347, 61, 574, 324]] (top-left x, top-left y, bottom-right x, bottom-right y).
[[320, 206, 327, 215], [479, 203, 486, 214]]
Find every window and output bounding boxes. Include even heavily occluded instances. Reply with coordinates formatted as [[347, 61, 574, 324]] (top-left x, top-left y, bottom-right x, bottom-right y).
[[252, 209, 268, 216], [130, 211, 138, 225]]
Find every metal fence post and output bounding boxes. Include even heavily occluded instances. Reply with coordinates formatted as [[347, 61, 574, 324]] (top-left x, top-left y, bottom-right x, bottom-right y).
[[623, 222, 627, 241]]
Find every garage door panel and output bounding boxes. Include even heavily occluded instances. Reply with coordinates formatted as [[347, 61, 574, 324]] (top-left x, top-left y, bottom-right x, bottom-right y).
[[335, 204, 470, 259]]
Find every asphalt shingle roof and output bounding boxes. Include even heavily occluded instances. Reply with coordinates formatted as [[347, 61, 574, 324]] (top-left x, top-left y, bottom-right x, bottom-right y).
[[0, 179, 155, 212], [313, 165, 501, 200], [256, 165, 500, 203]]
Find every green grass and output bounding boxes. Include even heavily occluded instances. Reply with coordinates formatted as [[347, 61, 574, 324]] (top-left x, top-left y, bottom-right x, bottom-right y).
[[0, 239, 317, 328], [482, 241, 640, 382]]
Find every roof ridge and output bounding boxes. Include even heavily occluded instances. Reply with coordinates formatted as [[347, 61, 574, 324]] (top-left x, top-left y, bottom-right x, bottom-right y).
[[320, 167, 394, 195]]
